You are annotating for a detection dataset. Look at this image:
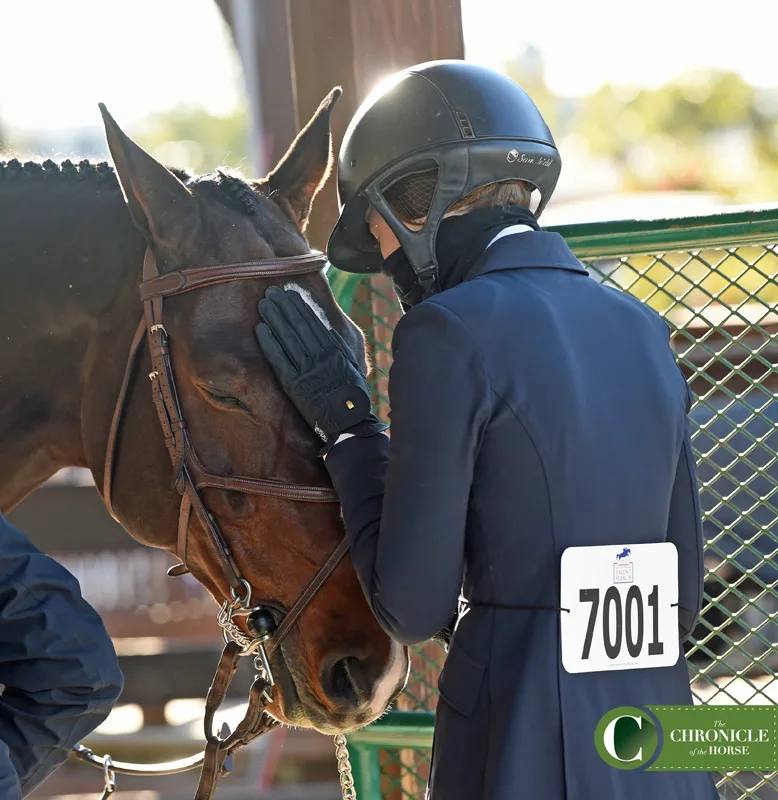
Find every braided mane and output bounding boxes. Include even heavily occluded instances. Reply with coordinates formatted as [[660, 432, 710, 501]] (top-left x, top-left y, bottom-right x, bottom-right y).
[[0, 158, 195, 185], [0, 158, 119, 184], [0, 159, 261, 217]]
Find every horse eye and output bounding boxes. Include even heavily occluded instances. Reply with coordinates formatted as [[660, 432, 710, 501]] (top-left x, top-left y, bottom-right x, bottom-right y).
[[198, 385, 251, 413]]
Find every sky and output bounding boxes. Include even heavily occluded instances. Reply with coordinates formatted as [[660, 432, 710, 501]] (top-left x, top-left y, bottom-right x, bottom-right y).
[[0, 0, 242, 131], [462, 0, 778, 95], [1, 0, 778, 133]]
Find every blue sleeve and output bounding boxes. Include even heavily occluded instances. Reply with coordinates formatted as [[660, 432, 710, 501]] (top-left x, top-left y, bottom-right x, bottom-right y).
[[0, 739, 21, 800], [667, 384, 705, 641], [0, 514, 124, 795], [325, 301, 491, 646]]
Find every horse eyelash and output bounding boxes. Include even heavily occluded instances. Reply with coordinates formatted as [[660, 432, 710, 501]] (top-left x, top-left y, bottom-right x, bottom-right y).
[[197, 385, 252, 414]]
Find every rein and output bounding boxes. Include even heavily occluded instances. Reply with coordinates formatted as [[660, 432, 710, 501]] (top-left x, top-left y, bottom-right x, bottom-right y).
[[74, 248, 355, 800]]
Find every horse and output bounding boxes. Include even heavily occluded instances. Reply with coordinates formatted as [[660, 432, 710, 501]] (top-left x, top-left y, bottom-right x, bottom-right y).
[[616, 548, 631, 561], [0, 89, 408, 735]]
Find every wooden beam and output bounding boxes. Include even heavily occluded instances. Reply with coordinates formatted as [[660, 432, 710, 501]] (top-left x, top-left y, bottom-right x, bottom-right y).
[[6, 485, 139, 553], [288, 0, 465, 251], [215, 0, 298, 174], [346, 0, 466, 97], [116, 646, 254, 708], [286, 0, 359, 252], [218, 0, 464, 249]]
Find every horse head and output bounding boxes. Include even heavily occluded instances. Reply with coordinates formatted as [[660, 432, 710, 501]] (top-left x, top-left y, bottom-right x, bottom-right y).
[[93, 93, 408, 733]]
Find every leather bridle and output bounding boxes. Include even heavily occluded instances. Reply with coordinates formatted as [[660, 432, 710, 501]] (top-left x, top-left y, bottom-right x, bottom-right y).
[[87, 247, 350, 800]]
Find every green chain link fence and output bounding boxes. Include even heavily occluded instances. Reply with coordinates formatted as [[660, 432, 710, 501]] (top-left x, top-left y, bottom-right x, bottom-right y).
[[329, 205, 778, 800]]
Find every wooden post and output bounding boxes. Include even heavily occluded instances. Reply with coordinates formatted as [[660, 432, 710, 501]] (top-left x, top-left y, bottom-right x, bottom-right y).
[[217, 0, 464, 249], [287, 0, 465, 251], [215, 0, 298, 173]]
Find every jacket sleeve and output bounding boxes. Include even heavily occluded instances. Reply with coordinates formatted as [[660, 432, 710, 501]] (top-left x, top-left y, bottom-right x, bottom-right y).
[[0, 514, 124, 795], [667, 382, 705, 642], [324, 301, 491, 646]]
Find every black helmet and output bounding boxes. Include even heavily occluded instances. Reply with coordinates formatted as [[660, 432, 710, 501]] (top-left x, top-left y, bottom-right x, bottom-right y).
[[327, 59, 561, 295]]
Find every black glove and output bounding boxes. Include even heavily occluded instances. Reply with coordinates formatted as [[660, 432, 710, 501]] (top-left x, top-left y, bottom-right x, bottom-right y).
[[256, 286, 387, 449]]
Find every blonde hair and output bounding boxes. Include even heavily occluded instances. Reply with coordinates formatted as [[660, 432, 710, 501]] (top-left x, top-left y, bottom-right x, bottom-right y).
[[383, 168, 533, 225]]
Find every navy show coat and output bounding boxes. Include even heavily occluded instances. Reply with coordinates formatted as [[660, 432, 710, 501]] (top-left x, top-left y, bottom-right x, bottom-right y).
[[0, 513, 123, 797], [325, 230, 717, 800]]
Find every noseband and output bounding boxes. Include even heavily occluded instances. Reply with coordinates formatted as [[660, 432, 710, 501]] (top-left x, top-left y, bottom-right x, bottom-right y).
[[92, 247, 350, 800]]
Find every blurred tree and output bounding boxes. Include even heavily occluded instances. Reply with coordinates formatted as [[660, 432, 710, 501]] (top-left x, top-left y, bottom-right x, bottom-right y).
[[132, 106, 249, 175], [572, 70, 778, 202], [504, 58, 778, 205], [503, 45, 560, 133]]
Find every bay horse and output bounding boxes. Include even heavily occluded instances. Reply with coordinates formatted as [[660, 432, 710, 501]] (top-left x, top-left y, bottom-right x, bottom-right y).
[[0, 90, 407, 735]]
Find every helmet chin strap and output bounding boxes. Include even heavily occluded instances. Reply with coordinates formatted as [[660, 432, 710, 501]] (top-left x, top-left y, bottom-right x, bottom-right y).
[[381, 247, 425, 309]]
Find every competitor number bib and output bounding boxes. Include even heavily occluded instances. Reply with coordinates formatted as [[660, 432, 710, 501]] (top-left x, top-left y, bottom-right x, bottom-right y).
[[560, 542, 679, 674]]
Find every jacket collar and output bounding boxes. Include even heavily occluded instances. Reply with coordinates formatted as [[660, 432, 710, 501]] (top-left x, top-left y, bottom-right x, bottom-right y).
[[466, 230, 589, 281]]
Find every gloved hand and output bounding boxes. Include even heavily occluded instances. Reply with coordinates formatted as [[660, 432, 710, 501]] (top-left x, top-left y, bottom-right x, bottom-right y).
[[256, 286, 387, 450]]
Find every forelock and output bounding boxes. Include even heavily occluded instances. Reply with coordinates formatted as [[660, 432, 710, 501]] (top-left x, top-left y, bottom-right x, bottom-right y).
[[187, 168, 265, 218]]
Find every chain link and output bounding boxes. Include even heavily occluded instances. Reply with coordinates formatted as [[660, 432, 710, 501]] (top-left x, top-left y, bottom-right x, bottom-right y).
[[98, 754, 116, 799], [218, 606, 255, 651], [334, 734, 357, 800], [217, 592, 261, 654]]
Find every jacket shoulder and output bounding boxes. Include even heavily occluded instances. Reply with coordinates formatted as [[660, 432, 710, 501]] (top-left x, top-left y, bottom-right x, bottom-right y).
[[601, 282, 672, 337]]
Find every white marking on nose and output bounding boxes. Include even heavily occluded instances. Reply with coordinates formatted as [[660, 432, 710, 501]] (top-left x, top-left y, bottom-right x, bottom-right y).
[[369, 639, 409, 716], [285, 282, 332, 330]]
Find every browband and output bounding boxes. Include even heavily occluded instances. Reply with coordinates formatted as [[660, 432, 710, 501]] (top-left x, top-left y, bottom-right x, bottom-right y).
[[139, 252, 328, 301]]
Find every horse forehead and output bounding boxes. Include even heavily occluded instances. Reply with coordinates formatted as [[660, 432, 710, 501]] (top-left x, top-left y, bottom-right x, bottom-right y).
[[177, 282, 262, 366], [183, 280, 337, 330], [178, 277, 365, 368], [185, 281, 258, 328]]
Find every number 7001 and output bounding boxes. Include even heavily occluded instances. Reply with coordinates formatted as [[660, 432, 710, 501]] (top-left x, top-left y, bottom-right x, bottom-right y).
[[579, 586, 665, 660]]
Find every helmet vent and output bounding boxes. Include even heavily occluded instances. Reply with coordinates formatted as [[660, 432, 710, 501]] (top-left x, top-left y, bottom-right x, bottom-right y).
[[455, 111, 475, 139], [384, 167, 439, 223]]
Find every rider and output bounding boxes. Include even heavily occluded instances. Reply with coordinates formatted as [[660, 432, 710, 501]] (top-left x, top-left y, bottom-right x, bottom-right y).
[[256, 61, 717, 799], [0, 512, 123, 798]]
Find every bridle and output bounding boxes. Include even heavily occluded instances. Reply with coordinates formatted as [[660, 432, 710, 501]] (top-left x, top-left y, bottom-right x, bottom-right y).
[[74, 248, 357, 800], [103, 247, 345, 640]]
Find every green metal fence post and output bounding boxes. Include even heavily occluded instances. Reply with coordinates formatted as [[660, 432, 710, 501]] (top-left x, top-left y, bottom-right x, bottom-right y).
[[349, 741, 382, 799]]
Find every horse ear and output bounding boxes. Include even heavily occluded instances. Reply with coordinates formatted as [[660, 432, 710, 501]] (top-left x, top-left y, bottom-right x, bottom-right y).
[[261, 87, 342, 231], [99, 103, 198, 251]]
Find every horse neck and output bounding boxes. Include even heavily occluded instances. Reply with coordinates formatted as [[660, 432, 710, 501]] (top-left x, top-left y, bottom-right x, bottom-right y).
[[0, 178, 144, 510]]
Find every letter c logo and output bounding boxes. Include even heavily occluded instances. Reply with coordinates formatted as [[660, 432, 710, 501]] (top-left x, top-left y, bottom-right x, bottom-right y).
[[595, 707, 659, 770], [603, 715, 646, 762]]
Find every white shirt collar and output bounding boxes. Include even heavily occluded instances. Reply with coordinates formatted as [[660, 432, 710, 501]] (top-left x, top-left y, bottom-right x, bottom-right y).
[[486, 224, 534, 250]]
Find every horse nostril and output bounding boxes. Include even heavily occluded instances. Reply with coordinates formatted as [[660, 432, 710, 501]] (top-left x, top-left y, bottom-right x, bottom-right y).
[[323, 655, 372, 707]]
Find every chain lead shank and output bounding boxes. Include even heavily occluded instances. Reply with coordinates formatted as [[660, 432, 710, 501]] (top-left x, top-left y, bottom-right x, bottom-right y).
[[334, 734, 357, 800]]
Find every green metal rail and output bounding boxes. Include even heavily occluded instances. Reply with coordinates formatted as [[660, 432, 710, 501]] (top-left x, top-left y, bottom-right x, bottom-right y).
[[329, 204, 778, 800], [328, 203, 778, 295]]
